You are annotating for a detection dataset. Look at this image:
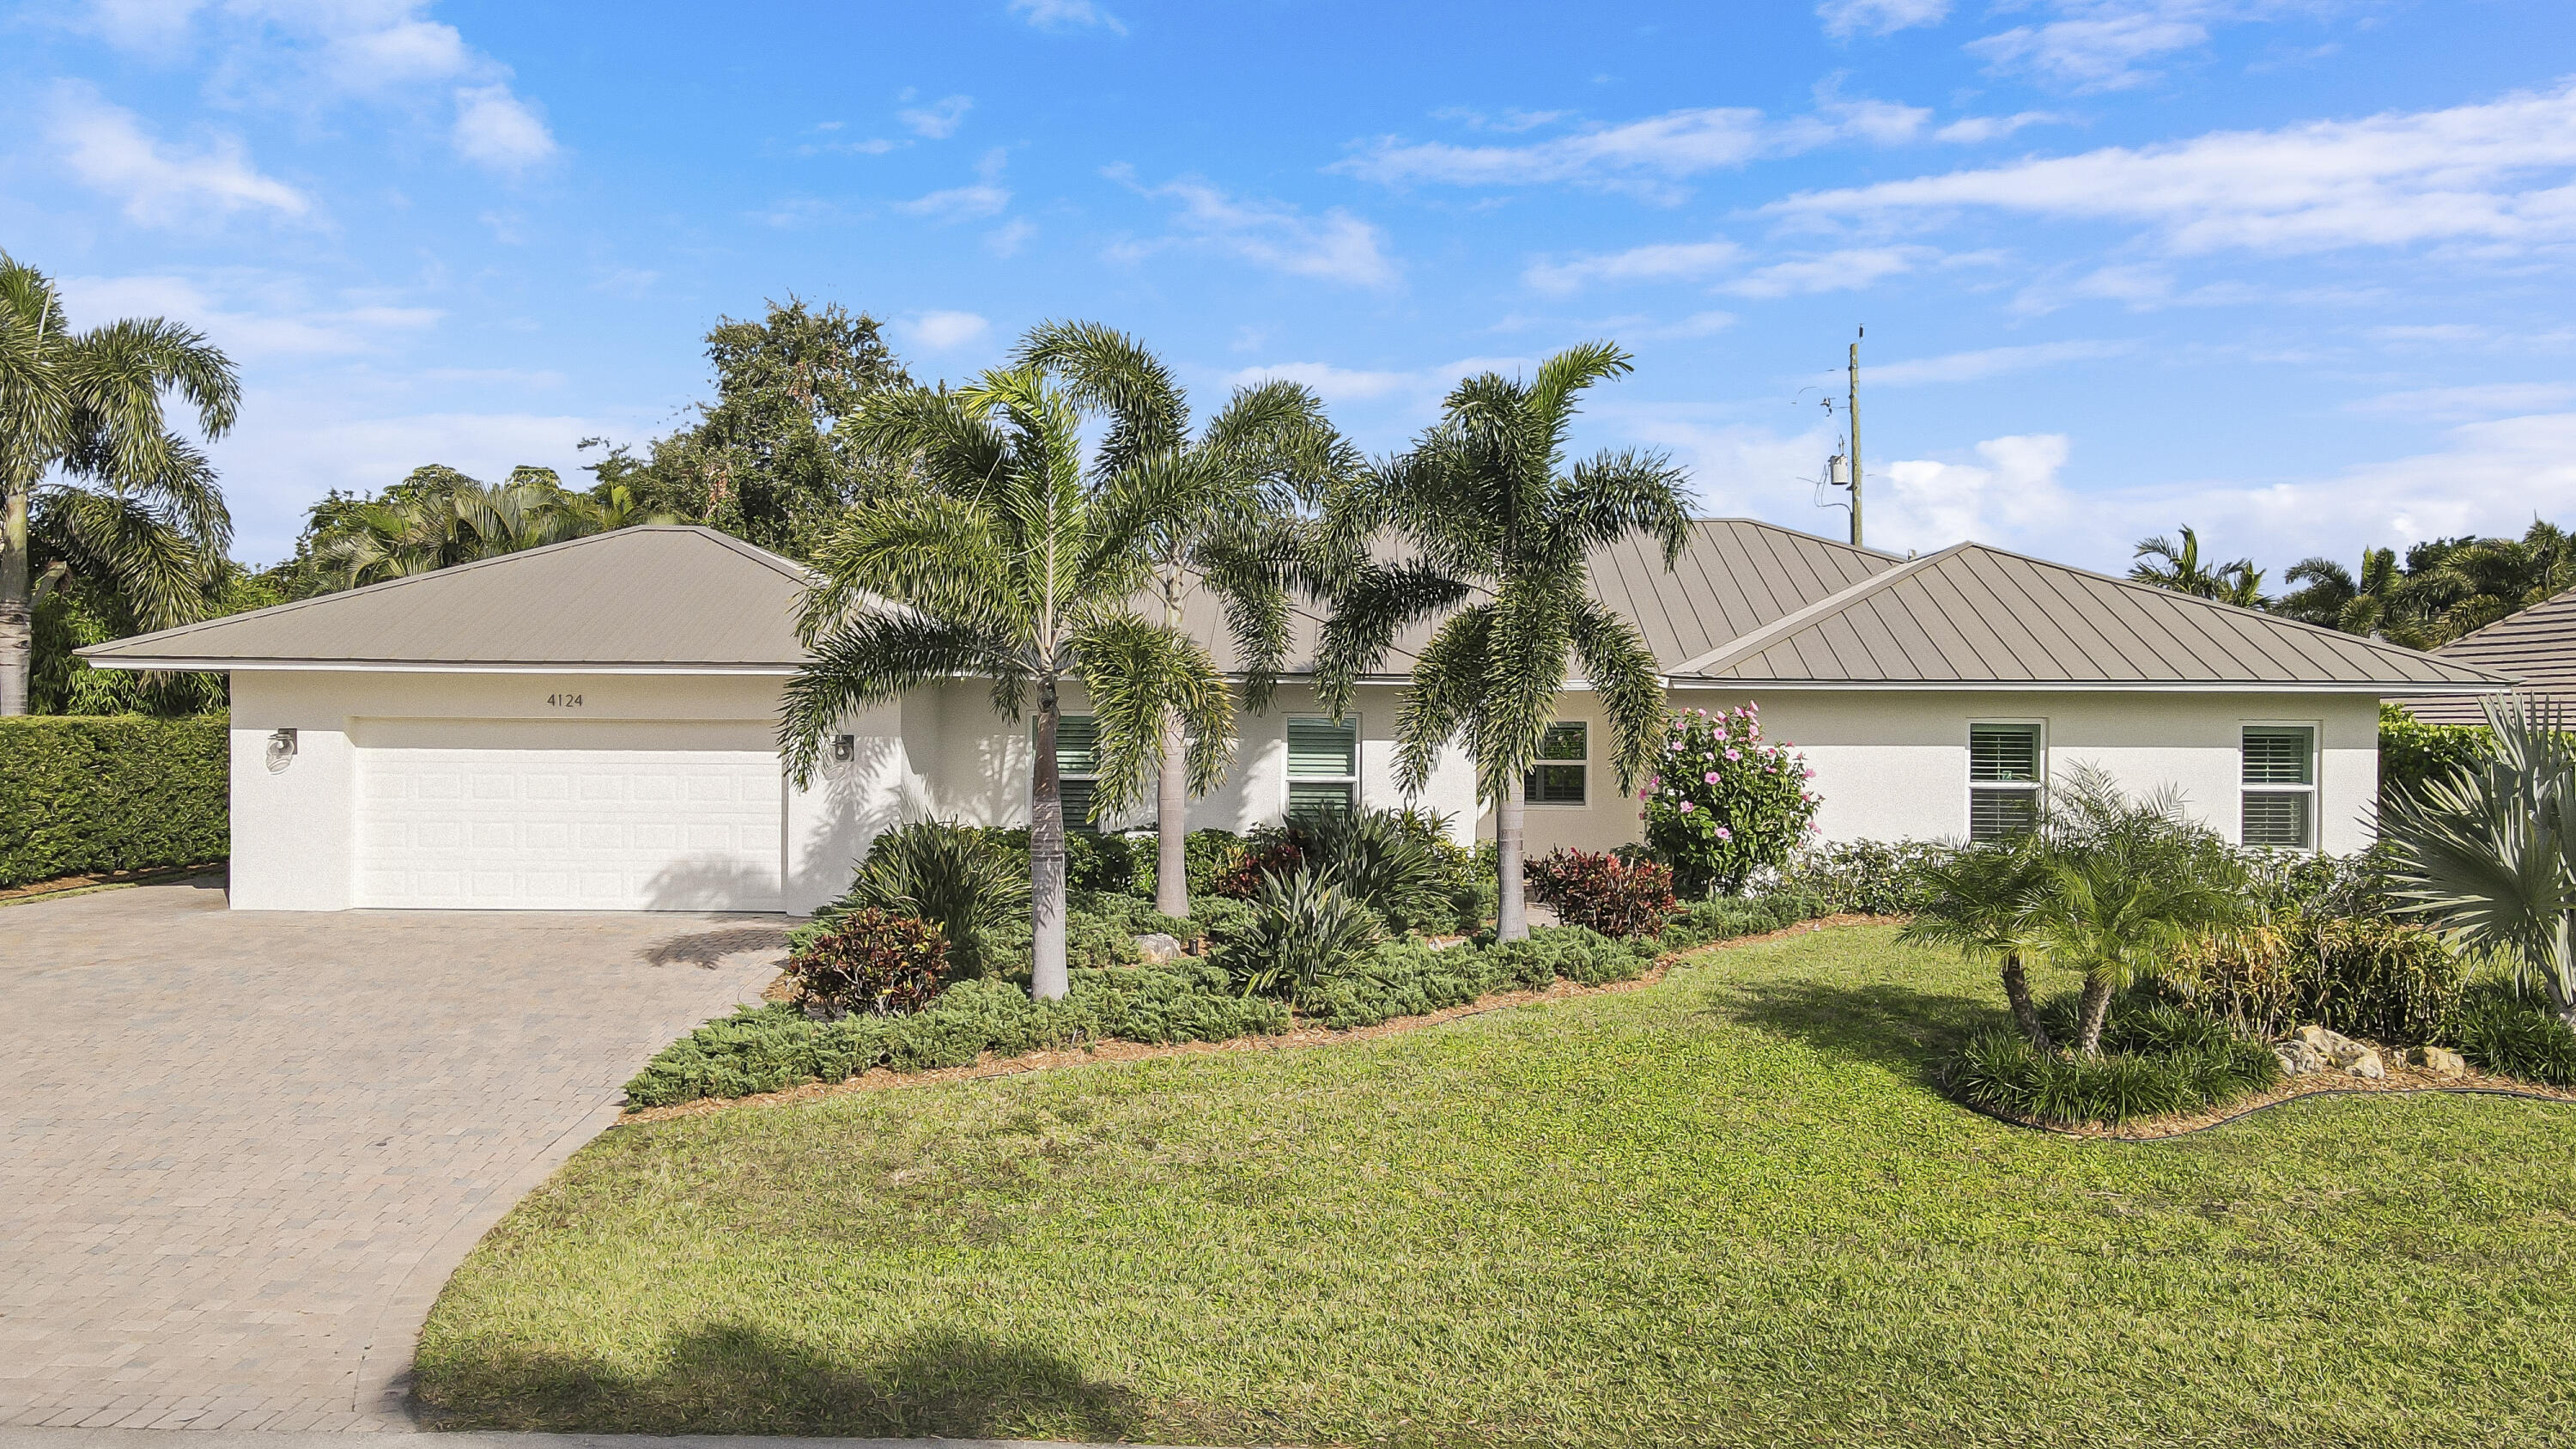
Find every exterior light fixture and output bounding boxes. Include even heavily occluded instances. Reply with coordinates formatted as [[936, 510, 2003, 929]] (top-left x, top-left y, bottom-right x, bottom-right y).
[[832, 734, 855, 764], [265, 728, 298, 773]]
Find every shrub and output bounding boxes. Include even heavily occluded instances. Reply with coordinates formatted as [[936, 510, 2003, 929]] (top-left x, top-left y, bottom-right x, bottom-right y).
[[812, 822, 1029, 977], [1234, 868, 1383, 997], [2161, 916, 2467, 1045], [786, 908, 951, 1018], [0, 715, 228, 888], [1945, 1008, 2281, 1127], [1299, 807, 1464, 935], [2379, 703, 2488, 811], [2456, 985, 2576, 1086], [1640, 704, 1820, 896], [1772, 839, 1953, 915], [1525, 848, 1680, 938], [1657, 893, 1831, 952]]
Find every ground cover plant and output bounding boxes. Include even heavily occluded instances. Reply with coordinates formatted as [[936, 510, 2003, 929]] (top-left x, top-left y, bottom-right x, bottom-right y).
[[420, 923, 2576, 1447]]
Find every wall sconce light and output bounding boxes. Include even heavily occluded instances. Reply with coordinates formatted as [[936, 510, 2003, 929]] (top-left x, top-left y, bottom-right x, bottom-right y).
[[265, 728, 298, 773], [832, 734, 855, 764]]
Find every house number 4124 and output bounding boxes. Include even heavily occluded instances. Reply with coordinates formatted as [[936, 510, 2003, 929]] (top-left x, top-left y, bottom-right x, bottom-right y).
[[546, 692, 586, 709]]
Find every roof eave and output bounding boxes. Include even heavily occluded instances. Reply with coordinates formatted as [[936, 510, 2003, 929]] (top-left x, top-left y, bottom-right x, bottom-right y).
[[1670, 677, 2516, 694]]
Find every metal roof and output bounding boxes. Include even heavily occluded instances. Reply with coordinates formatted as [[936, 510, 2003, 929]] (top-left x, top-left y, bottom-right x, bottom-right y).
[[79, 527, 817, 672], [2406, 585, 2576, 722], [81, 519, 2499, 692], [1671, 542, 2511, 693]]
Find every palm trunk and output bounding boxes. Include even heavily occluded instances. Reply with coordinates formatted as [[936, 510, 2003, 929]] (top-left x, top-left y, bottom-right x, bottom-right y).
[[1156, 709, 1189, 917], [2001, 949, 2051, 1050], [1, 483, 30, 717], [1496, 767, 1528, 941], [2073, 973, 2115, 1056], [1030, 678, 1069, 1001]]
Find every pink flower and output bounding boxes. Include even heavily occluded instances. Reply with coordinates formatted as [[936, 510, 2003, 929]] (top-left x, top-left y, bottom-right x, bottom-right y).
[[1723, 748, 1741, 761], [1668, 740, 1684, 752], [1644, 774, 1660, 789], [1704, 770, 1720, 783], [1802, 768, 1815, 778], [1747, 702, 1759, 711], [1678, 800, 1695, 813], [1714, 825, 1733, 841]]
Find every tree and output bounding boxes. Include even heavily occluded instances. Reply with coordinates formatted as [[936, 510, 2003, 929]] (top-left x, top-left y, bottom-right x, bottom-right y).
[[2402, 523, 2576, 643], [1313, 343, 1690, 941], [1015, 320, 1352, 916], [2130, 526, 2263, 606], [2276, 546, 2426, 644], [275, 465, 677, 594], [1, 253, 239, 715], [2382, 693, 2576, 1026], [1899, 840, 2057, 1050], [778, 368, 1232, 1000], [586, 299, 913, 557]]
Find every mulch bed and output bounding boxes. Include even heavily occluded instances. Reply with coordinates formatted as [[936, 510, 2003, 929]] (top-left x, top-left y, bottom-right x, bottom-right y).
[[621, 912, 1897, 1124], [0, 862, 225, 906]]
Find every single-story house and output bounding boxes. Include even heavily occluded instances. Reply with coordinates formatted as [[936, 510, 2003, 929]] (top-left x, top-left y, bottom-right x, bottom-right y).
[[2402, 583, 2576, 725], [82, 521, 2509, 914]]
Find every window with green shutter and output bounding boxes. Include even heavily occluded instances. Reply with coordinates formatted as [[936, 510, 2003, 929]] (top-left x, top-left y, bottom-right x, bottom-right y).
[[1524, 721, 1588, 805], [1048, 715, 1102, 832], [2241, 725, 2315, 849], [1968, 723, 2043, 842], [1285, 716, 1357, 819]]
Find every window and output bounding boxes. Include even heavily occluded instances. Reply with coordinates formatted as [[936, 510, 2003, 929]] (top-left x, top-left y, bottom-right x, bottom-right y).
[[1053, 715, 1101, 831], [1285, 716, 1358, 819], [1524, 721, 1589, 806], [1968, 723, 2043, 841], [2242, 725, 2316, 849]]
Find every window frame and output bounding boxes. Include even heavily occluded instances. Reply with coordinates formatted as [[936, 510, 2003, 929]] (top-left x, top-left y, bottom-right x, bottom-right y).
[[1523, 720, 1591, 808], [1283, 714, 1360, 821], [1048, 713, 1103, 834], [1965, 718, 2047, 843], [2239, 720, 2320, 852]]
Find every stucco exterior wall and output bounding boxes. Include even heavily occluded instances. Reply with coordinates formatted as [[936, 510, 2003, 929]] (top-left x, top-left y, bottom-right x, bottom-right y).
[[1497, 687, 2384, 856]]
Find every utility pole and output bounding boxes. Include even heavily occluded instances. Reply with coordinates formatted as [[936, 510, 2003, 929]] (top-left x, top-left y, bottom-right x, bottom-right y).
[[1846, 328, 1863, 550]]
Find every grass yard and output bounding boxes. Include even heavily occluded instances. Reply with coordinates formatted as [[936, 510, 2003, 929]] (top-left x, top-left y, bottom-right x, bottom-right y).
[[416, 925, 2576, 1447]]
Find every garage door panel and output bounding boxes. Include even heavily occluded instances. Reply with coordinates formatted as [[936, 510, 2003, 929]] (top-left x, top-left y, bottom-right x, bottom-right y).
[[354, 720, 782, 911]]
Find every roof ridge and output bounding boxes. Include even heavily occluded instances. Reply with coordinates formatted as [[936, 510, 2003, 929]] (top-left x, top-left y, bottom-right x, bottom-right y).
[[1944, 539, 2517, 684], [2435, 581, 2576, 654], [1685, 515, 1908, 564], [1668, 543, 1969, 677]]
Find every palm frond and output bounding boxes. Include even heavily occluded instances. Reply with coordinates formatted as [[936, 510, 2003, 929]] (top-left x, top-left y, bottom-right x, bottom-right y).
[[781, 614, 1018, 783], [1072, 612, 1233, 816], [1567, 595, 1666, 795]]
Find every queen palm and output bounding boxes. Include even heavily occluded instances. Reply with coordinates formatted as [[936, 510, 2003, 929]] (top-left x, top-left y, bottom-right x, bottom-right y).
[[1314, 343, 1689, 941], [1, 254, 239, 715], [1899, 839, 2058, 1049], [779, 367, 1231, 999], [2131, 526, 2263, 606], [1016, 320, 1351, 916]]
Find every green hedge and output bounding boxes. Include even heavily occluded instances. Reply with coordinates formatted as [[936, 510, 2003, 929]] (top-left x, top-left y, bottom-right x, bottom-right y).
[[2380, 703, 2488, 807], [0, 715, 228, 889]]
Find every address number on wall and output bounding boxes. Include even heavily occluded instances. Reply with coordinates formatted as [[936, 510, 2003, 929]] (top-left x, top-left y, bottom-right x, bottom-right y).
[[546, 692, 586, 709]]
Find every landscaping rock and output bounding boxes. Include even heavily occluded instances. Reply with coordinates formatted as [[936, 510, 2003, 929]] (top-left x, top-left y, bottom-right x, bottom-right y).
[[2413, 1045, 2469, 1078], [1133, 932, 1187, 965], [2343, 1049, 2387, 1081], [2273, 1038, 2326, 1076]]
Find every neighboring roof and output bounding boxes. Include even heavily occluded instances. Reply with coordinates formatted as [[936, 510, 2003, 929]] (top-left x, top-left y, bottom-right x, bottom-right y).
[[2406, 584, 2576, 723], [1670, 542, 2512, 693], [80, 527, 816, 672]]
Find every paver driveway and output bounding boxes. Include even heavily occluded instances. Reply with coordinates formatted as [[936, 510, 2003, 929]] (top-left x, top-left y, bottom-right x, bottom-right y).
[[0, 880, 787, 1433]]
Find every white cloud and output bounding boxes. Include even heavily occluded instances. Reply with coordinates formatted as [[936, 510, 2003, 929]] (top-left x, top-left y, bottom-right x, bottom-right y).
[[1528, 238, 1959, 298], [452, 85, 557, 173], [1868, 338, 2136, 385], [57, 271, 440, 359], [1969, 5, 2211, 91], [1111, 171, 1399, 289], [2348, 382, 2576, 421], [1874, 435, 2080, 554], [896, 184, 1011, 222], [44, 83, 309, 225], [325, 15, 471, 89], [985, 217, 1037, 257], [1009, 0, 1126, 34], [898, 94, 973, 140], [1525, 240, 1745, 293], [1720, 245, 1945, 298], [1932, 111, 2063, 143], [897, 310, 992, 351], [1224, 356, 1532, 409], [82, 0, 207, 52], [1770, 80, 2576, 256], [1820, 0, 1950, 38]]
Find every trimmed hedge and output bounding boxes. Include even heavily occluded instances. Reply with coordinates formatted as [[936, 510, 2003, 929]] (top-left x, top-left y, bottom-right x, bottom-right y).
[[0, 715, 228, 889], [2379, 703, 2488, 808]]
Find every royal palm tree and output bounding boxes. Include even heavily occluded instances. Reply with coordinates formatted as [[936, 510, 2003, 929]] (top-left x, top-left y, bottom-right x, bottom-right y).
[[1016, 320, 1352, 916], [2130, 526, 2263, 606], [1, 253, 239, 715], [2383, 693, 2576, 1026], [1314, 343, 1690, 941], [778, 368, 1232, 999], [1899, 840, 2058, 1049]]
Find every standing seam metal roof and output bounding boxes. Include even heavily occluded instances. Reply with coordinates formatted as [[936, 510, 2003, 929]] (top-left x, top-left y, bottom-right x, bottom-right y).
[[2406, 584, 2576, 722]]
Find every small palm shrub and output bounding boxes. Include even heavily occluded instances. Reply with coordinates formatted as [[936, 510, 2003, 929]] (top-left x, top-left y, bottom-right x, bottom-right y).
[[818, 821, 1030, 977], [1299, 807, 1461, 935], [1946, 1000, 2281, 1127], [1640, 704, 1820, 896], [2457, 984, 2576, 1086], [1233, 868, 1383, 997], [787, 908, 951, 1019], [1525, 848, 1679, 938]]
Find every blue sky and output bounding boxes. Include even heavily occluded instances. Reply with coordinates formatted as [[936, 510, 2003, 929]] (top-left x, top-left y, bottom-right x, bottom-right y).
[[6, 0, 2575, 575]]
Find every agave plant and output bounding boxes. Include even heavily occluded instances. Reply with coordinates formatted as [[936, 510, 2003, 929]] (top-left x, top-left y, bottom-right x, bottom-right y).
[[2382, 693, 2576, 1025]]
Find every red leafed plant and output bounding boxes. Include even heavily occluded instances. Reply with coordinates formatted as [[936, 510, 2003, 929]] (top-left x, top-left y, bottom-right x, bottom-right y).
[[787, 907, 951, 1017], [1206, 825, 1306, 898], [1525, 849, 1679, 938]]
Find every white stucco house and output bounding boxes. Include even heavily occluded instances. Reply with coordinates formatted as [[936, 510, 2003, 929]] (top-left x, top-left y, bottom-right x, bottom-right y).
[[82, 521, 2509, 914]]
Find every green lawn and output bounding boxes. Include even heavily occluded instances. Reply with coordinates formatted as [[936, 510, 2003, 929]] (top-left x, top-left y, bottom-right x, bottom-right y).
[[416, 926, 2576, 1447]]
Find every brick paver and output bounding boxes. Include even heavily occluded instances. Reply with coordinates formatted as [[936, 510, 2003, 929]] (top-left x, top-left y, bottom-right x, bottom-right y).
[[0, 881, 784, 1429]]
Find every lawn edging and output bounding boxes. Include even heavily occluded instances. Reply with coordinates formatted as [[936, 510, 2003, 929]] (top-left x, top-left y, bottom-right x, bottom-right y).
[[1953, 1073, 2576, 1142]]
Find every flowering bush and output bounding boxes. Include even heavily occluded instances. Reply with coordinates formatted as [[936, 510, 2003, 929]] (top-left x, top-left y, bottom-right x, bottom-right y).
[[1640, 703, 1820, 896], [1526, 849, 1679, 938], [786, 907, 951, 1018]]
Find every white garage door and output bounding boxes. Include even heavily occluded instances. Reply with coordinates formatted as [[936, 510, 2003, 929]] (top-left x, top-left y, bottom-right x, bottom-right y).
[[353, 719, 784, 910]]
